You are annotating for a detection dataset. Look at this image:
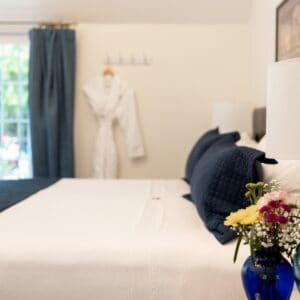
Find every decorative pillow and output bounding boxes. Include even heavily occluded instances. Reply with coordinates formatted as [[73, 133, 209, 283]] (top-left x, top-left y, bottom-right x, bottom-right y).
[[262, 160, 300, 194], [185, 128, 219, 183], [185, 128, 240, 183], [255, 135, 300, 194], [190, 138, 276, 244]]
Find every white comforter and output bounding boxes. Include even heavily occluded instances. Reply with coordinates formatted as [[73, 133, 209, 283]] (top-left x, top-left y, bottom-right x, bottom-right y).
[[0, 179, 298, 300]]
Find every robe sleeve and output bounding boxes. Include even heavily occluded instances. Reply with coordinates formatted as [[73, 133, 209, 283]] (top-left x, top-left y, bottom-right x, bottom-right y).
[[117, 88, 145, 158]]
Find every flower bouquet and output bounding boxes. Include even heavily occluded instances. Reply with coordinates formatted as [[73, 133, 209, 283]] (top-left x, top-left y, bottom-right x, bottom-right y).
[[224, 181, 300, 300]]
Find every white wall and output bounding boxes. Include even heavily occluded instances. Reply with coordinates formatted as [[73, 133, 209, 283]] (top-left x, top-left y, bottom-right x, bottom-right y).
[[250, 0, 282, 105], [74, 24, 251, 179]]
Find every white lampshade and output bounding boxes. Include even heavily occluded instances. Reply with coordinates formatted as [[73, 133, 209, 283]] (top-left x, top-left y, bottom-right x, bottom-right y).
[[267, 58, 300, 160], [212, 101, 253, 134]]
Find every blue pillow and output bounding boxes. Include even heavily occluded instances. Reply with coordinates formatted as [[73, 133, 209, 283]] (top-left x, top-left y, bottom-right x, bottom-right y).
[[185, 129, 240, 183], [190, 137, 275, 244], [185, 128, 220, 183]]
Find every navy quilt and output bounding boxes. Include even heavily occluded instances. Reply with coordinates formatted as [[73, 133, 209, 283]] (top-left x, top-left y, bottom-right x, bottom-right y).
[[190, 142, 276, 244], [0, 178, 58, 213]]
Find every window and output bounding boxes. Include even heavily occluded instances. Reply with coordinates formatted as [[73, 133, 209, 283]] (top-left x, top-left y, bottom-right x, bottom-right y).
[[0, 42, 31, 179]]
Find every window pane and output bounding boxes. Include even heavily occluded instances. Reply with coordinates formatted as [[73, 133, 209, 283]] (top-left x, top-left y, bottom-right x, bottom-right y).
[[19, 47, 29, 80], [0, 160, 18, 179], [20, 139, 28, 153], [2, 83, 19, 118], [1, 62, 18, 81], [0, 134, 19, 179], [0, 86, 1, 117], [20, 122, 28, 138], [0, 134, 19, 158], [20, 84, 29, 118], [3, 122, 17, 136], [0, 42, 31, 179], [18, 139, 31, 179], [0, 45, 20, 81]]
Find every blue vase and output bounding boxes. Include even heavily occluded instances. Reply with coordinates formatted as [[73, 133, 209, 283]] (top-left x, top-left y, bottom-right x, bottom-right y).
[[242, 248, 294, 300], [294, 244, 300, 292]]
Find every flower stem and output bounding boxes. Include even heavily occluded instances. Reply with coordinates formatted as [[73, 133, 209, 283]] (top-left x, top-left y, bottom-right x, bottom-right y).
[[234, 234, 243, 263]]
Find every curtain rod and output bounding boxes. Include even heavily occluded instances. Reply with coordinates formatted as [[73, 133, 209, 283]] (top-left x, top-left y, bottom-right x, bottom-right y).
[[0, 21, 77, 28]]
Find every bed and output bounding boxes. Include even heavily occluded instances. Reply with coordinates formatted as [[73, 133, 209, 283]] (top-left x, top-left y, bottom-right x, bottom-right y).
[[0, 108, 299, 300], [0, 179, 249, 300]]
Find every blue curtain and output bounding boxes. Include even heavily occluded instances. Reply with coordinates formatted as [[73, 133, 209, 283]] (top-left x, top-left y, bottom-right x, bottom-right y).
[[29, 29, 76, 178]]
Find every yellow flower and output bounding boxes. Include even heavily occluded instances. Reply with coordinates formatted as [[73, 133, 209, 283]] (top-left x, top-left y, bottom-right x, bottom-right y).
[[224, 205, 259, 227], [240, 212, 260, 225], [224, 209, 246, 227]]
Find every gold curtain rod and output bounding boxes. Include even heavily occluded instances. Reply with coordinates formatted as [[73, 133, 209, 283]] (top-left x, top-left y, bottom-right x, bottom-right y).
[[39, 21, 76, 28], [0, 21, 76, 28]]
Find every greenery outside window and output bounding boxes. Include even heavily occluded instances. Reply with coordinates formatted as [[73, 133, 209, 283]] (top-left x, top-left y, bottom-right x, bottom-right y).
[[0, 42, 31, 179]]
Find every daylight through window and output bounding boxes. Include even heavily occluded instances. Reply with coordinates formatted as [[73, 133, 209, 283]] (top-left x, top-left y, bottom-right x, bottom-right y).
[[0, 43, 31, 179]]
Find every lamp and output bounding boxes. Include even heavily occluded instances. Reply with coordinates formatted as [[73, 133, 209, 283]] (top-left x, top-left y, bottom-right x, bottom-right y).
[[267, 59, 300, 295], [212, 101, 253, 135], [266, 58, 300, 160]]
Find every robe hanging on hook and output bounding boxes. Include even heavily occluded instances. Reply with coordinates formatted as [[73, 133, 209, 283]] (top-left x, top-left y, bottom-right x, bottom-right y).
[[103, 68, 115, 77]]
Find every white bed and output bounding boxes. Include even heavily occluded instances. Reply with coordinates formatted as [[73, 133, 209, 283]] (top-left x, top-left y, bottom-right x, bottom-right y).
[[0, 179, 298, 300]]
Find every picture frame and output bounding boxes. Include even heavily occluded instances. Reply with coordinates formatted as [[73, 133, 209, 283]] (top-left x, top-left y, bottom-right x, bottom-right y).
[[276, 0, 300, 61]]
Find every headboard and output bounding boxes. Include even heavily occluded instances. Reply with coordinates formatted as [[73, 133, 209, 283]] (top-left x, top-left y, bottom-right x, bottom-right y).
[[253, 107, 266, 142]]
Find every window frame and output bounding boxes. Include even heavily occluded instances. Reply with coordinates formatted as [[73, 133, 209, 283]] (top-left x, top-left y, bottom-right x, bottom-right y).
[[0, 31, 32, 179]]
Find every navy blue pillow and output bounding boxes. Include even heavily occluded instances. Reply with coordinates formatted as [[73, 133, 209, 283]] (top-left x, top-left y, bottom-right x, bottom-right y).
[[185, 128, 220, 183], [190, 137, 275, 244], [185, 129, 240, 183]]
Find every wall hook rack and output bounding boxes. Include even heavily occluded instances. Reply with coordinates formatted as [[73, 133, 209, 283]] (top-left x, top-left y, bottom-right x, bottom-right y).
[[104, 53, 152, 66]]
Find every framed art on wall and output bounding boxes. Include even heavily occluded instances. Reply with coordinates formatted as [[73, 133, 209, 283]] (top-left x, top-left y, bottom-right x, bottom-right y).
[[276, 0, 300, 61]]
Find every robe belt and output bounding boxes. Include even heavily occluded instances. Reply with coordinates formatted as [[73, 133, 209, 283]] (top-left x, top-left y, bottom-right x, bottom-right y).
[[98, 117, 114, 126]]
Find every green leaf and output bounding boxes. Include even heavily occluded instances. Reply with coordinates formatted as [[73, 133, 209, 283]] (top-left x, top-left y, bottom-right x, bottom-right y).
[[234, 234, 243, 263]]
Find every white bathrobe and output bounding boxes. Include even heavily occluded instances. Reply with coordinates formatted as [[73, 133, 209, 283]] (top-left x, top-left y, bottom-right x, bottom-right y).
[[83, 76, 145, 178]]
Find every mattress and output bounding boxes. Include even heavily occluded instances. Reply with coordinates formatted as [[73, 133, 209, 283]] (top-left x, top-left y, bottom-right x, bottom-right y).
[[0, 179, 298, 300]]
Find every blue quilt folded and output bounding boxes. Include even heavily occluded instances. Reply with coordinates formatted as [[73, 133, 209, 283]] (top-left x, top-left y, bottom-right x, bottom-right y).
[[185, 128, 240, 183], [190, 137, 276, 244], [0, 178, 58, 212], [185, 128, 220, 183]]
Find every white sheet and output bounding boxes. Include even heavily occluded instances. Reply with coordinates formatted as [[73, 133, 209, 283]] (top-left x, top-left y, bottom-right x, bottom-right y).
[[0, 179, 298, 300]]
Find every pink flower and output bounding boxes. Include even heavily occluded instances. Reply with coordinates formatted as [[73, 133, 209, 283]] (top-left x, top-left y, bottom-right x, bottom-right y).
[[268, 200, 281, 209], [257, 191, 290, 209], [257, 196, 269, 209], [265, 212, 289, 224], [279, 203, 291, 212], [259, 205, 272, 213], [276, 215, 289, 224], [265, 213, 279, 223]]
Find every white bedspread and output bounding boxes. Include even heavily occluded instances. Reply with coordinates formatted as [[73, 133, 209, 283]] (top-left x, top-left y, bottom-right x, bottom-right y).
[[0, 179, 298, 300]]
